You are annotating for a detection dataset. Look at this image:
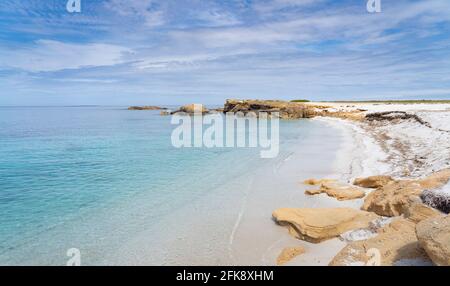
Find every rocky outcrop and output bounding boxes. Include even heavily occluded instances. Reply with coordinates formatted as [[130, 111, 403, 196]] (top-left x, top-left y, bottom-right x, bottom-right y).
[[316, 110, 365, 121], [416, 215, 450, 266], [276, 246, 305, 265], [330, 218, 432, 266], [305, 182, 366, 201], [331, 199, 442, 266], [362, 180, 423, 217], [418, 169, 450, 189], [128, 105, 166, 110], [361, 169, 450, 217], [171, 104, 209, 115], [353, 175, 395, 189], [223, 99, 316, 119], [272, 208, 378, 243], [403, 198, 443, 223]]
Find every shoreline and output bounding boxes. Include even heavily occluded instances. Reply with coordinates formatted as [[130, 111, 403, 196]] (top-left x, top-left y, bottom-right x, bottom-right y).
[[273, 101, 450, 266]]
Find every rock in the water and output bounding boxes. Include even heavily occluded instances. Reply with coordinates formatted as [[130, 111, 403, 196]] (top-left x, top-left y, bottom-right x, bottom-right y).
[[416, 215, 450, 266], [353, 175, 395, 189], [128, 105, 166, 110], [272, 208, 378, 243], [305, 182, 366, 201], [330, 218, 432, 266], [362, 170, 450, 217], [276, 247, 305, 265], [172, 104, 209, 114], [304, 189, 323, 195]]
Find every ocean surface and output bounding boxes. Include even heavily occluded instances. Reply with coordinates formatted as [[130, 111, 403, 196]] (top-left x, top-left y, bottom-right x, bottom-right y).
[[0, 106, 346, 265]]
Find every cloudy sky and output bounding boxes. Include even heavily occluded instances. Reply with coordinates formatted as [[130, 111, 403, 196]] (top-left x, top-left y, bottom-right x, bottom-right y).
[[0, 0, 450, 106]]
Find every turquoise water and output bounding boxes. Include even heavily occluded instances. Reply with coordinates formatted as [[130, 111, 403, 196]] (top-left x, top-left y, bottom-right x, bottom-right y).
[[0, 106, 343, 265]]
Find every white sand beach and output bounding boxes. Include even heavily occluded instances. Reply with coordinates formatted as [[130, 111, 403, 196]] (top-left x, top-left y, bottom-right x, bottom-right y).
[[276, 102, 450, 266]]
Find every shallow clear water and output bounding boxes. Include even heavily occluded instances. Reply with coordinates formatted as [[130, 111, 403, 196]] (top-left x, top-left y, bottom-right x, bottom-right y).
[[0, 106, 344, 265]]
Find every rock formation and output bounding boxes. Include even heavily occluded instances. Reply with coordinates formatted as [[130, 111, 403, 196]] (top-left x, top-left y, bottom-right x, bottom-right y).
[[276, 246, 306, 266], [272, 208, 378, 243], [223, 99, 316, 119], [329, 218, 432, 266], [361, 169, 450, 217], [305, 181, 366, 201], [303, 178, 337, 186], [353, 175, 395, 189], [128, 105, 166, 110], [330, 199, 443, 266], [416, 215, 450, 266], [171, 104, 209, 115]]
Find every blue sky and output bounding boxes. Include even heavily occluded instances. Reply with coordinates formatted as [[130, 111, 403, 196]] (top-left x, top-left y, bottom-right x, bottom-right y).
[[1, 0, 450, 106]]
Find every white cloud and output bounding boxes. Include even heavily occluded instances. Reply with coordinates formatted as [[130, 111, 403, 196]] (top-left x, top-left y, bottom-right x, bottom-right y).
[[106, 0, 166, 27], [0, 40, 133, 72]]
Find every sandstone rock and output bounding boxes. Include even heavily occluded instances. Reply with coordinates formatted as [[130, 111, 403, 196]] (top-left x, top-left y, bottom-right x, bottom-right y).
[[160, 110, 170, 116], [276, 246, 305, 266], [223, 99, 316, 119], [330, 218, 432, 266], [416, 215, 450, 266], [362, 180, 423, 217], [404, 198, 443, 223], [362, 170, 450, 217], [174, 104, 208, 114], [272, 208, 378, 243], [305, 182, 366, 201], [317, 110, 365, 121], [418, 169, 450, 189], [304, 189, 322, 195], [353, 175, 395, 189], [303, 178, 336, 186]]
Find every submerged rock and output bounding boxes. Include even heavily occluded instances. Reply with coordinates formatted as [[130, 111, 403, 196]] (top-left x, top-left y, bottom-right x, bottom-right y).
[[416, 215, 450, 266], [272, 208, 378, 243], [276, 246, 305, 266]]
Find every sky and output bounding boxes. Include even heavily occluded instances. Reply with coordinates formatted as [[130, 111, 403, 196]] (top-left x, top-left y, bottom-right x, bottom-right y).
[[0, 0, 450, 106]]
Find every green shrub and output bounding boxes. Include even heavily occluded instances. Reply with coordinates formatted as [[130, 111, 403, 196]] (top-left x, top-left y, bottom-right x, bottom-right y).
[[290, 99, 310, 103]]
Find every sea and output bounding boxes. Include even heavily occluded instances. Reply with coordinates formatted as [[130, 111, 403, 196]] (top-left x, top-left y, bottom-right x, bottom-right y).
[[0, 106, 347, 265]]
